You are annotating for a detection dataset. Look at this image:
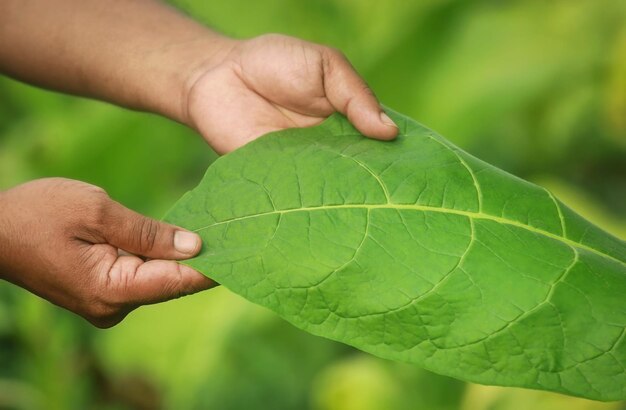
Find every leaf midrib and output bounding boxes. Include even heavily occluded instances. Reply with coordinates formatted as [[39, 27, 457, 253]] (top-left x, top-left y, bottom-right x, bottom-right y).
[[192, 203, 625, 267]]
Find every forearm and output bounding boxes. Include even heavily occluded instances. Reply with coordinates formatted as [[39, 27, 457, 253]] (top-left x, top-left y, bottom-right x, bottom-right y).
[[0, 189, 7, 281], [0, 0, 235, 123]]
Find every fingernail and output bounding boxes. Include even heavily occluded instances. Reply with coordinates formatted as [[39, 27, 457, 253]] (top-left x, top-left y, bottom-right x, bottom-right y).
[[380, 112, 398, 128], [174, 231, 201, 255]]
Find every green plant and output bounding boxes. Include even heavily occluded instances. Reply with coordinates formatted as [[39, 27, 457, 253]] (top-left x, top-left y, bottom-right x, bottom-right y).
[[165, 110, 626, 401]]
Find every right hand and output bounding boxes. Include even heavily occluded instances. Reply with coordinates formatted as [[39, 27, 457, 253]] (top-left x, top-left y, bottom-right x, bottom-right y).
[[182, 34, 398, 154]]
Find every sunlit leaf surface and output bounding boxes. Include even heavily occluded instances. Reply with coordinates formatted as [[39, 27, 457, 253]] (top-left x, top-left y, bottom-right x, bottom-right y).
[[166, 110, 626, 401]]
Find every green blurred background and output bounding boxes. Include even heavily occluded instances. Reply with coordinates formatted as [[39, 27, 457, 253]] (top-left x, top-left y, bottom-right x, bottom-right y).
[[1, 0, 625, 409]]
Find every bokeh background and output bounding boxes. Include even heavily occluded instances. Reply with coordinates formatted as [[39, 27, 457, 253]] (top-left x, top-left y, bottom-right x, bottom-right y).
[[1, 0, 625, 409]]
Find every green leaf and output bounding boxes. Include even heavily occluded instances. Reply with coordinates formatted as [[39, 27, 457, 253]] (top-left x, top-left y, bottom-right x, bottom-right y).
[[165, 110, 626, 401]]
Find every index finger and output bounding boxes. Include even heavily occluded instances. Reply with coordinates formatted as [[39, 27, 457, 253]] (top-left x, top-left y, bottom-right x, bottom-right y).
[[321, 48, 398, 140]]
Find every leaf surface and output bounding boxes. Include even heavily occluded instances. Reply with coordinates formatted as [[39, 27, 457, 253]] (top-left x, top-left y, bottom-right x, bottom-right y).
[[165, 110, 626, 401]]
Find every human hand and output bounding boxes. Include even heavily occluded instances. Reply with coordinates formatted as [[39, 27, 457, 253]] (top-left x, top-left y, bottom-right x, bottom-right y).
[[1, 0, 396, 154], [0, 178, 214, 328], [2, 2, 395, 153], [183, 34, 399, 154]]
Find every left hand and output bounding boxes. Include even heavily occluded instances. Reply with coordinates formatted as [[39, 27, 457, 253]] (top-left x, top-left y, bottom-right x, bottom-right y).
[[182, 34, 398, 154], [0, 178, 214, 328]]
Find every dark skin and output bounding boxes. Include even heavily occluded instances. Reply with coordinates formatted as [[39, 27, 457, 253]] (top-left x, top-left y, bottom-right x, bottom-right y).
[[0, 0, 398, 327], [0, 179, 208, 328]]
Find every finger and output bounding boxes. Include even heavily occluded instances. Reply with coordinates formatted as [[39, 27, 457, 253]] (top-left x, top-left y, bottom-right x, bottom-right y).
[[321, 48, 398, 140], [106, 256, 215, 306], [101, 200, 202, 260]]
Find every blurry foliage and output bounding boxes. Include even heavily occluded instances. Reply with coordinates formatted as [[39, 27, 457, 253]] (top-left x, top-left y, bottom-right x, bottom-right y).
[[0, 0, 625, 409]]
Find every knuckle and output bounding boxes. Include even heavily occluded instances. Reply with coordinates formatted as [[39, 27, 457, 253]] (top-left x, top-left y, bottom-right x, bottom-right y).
[[320, 47, 350, 78], [162, 279, 185, 301], [360, 83, 375, 97], [162, 268, 191, 301], [83, 301, 121, 329], [321, 50, 335, 75], [324, 46, 345, 61], [44, 178, 106, 196], [137, 218, 160, 253], [87, 185, 108, 199], [322, 45, 338, 55], [42, 178, 112, 228], [91, 194, 113, 229]]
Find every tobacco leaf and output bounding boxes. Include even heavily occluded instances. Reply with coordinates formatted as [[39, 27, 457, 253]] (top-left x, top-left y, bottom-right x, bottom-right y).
[[166, 110, 626, 401]]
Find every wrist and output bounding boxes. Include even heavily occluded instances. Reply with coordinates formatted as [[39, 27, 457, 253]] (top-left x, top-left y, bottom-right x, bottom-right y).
[[142, 32, 239, 127], [181, 36, 240, 128]]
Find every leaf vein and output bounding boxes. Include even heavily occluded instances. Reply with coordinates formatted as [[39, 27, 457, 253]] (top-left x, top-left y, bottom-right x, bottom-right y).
[[191, 204, 624, 267]]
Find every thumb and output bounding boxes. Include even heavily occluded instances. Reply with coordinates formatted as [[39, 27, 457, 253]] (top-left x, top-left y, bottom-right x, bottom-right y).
[[321, 48, 398, 140], [101, 200, 201, 260]]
